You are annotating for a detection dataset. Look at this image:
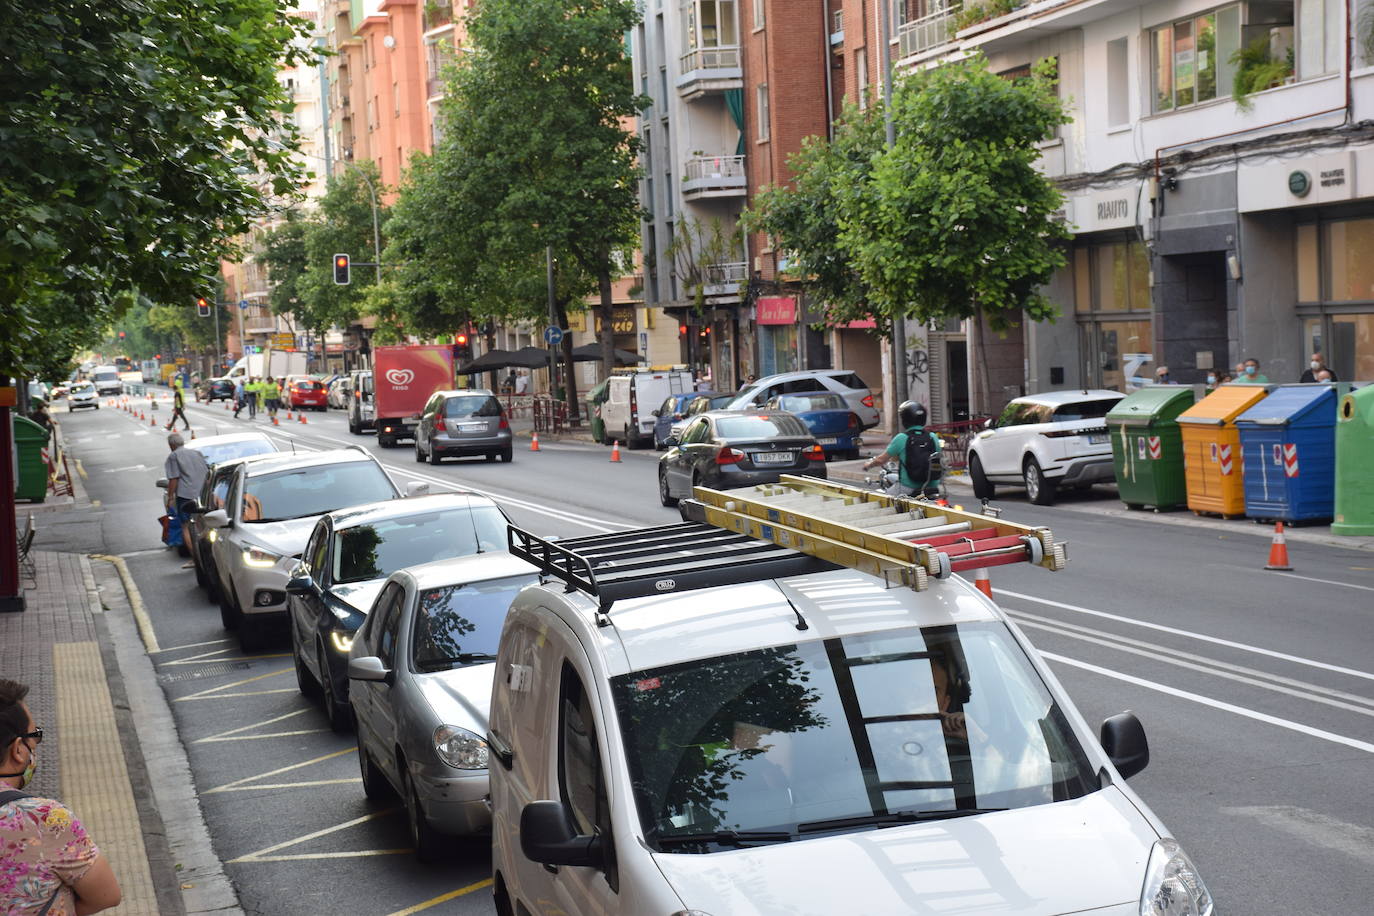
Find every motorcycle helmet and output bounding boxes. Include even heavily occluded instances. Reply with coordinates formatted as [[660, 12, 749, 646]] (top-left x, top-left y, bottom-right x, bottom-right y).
[[898, 400, 927, 429]]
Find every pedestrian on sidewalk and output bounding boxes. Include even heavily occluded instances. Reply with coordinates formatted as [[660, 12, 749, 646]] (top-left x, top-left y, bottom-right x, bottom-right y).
[[1241, 358, 1270, 383], [165, 379, 190, 431], [1, 679, 123, 915], [862, 401, 942, 499], [164, 432, 209, 563]]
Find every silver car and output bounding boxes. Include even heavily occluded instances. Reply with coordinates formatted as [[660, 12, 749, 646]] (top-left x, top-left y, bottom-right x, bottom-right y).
[[413, 388, 513, 464], [728, 369, 880, 429], [347, 552, 538, 861], [67, 381, 99, 410]]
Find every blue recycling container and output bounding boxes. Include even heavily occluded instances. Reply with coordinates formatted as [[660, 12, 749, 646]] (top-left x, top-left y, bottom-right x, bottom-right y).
[[1235, 385, 1337, 523]]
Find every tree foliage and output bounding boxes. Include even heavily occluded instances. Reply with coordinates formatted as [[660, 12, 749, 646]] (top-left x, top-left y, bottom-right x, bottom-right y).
[[0, 0, 313, 378], [296, 163, 388, 338]]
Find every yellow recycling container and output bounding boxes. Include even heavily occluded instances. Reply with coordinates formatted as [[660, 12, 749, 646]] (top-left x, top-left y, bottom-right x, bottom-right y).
[[1177, 384, 1271, 517]]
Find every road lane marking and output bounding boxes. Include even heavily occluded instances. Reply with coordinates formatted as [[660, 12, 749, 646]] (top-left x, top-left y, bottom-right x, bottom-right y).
[[174, 666, 291, 701], [385, 879, 495, 916], [1012, 612, 1374, 717], [206, 747, 356, 795], [177, 688, 298, 700], [1270, 571, 1374, 594], [1221, 806, 1374, 866], [1000, 588, 1374, 683], [151, 638, 232, 654], [1041, 652, 1374, 754], [194, 709, 322, 744], [199, 729, 329, 742], [227, 809, 404, 863], [75, 459, 87, 479], [385, 465, 633, 533], [156, 647, 233, 666], [210, 778, 362, 792]]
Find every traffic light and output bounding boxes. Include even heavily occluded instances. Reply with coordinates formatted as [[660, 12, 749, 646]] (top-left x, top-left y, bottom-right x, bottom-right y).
[[333, 253, 351, 285], [196, 297, 211, 317], [453, 333, 471, 363]]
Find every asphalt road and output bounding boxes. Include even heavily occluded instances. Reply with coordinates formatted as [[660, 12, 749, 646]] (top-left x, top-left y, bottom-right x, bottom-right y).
[[57, 392, 1374, 916]]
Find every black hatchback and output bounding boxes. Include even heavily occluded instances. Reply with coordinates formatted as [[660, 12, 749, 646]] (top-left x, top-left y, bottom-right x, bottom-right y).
[[657, 410, 826, 506], [199, 378, 235, 402]]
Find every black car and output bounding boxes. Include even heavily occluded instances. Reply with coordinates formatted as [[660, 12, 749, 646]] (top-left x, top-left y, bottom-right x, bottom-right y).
[[286, 493, 510, 729], [198, 377, 236, 402], [657, 409, 827, 506]]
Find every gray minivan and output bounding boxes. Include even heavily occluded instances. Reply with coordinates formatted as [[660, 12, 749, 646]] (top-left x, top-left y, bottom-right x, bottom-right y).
[[414, 388, 513, 464]]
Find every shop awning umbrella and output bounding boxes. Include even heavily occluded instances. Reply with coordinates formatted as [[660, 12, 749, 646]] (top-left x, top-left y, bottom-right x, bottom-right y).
[[506, 346, 553, 369], [456, 348, 514, 374], [570, 343, 644, 365]]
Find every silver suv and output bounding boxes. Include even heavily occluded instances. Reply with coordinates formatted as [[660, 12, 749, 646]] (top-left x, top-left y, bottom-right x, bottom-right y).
[[728, 369, 879, 429], [966, 389, 1125, 505]]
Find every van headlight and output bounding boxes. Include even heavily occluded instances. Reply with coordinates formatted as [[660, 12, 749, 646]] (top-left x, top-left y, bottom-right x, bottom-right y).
[[242, 546, 281, 568], [433, 725, 488, 770], [1139, 838, 1213, 915]]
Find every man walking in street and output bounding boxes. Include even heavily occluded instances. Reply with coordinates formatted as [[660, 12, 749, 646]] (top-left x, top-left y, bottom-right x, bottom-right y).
[[233, 377, 246, 418], [164, 432, 209, 562], [246, 376, 259, 419], [166, 378, 191, 431], [862, 400, 942, 499], [265, 375, 278, 419]]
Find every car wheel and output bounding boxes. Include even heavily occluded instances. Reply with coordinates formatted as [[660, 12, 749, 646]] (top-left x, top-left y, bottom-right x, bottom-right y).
[[218, 577, 239, 631], [658, 468, 678, 507], [969, 453, 995, 500], [356, 727, 389, 801], [348, 419, 359, 435], [1023, 457, 1057, 506], [378, 435, 392, 448], [427, 444, 440, 465], [500, 447, 513, 463], [292, 622, 320, 698], [622, 426, 632, 450], [203, 551, 220, 603], [485, 452, 497, 462], [192, 548, 208, 589], [402, 763, 444, 863], [318, 644, 352, 732]]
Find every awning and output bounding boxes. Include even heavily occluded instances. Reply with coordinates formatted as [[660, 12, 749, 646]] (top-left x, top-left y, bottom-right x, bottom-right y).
[[506, 346, 553, 369], [570, 343, 644, 365], [456, 348, 514, 375]]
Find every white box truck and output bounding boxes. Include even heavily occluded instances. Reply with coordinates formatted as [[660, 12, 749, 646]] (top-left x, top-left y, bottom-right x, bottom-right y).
[[599, 367, 694, 449]]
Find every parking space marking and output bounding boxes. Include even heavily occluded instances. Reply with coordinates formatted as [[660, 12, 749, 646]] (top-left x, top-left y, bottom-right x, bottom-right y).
[[158, 649, 289, 667], [211, 778, 361, 792], [384, 879, 494, 916], [173, 666, 291, 702], [194, 709, 328, 744], [1043, 651, 1374, 754], [178, 687, 298, 700], [227, 809, 407, 864], [151, 638, 232, 654], [206, 747, 355, 795]]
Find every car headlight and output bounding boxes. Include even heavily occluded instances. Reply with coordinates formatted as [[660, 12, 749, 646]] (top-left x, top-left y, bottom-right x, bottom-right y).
[[206, 529, 217, 543], [329, 630, 354, 653], [241, 546, 281, 568], [1140, 838, 1213, 916], [433, 725, 489, 770]]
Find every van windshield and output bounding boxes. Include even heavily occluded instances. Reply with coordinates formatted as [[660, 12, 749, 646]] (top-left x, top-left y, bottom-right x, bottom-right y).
[[611, 622, 1098, 853], [93, 370, 118, 382]]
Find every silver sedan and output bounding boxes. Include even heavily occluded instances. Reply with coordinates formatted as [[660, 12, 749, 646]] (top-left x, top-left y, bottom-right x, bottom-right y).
[[347, 552, 538, 861]]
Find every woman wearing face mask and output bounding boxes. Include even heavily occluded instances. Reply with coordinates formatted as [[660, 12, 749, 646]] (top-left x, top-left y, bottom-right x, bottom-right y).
[[1, 679, 121, 915]]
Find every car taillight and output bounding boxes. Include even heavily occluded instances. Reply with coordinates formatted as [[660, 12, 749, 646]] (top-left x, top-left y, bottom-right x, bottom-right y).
[[804, 444, 825, 461], [861, 395, 875, 408], [715, 447, 745, 465], [1043, 426, 1107, 439], [498, 416, 509, 429], [846, 412, 862, 430]]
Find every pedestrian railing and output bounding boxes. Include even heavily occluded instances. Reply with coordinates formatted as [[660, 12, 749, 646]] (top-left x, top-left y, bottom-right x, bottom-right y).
[[532, 397, 569, 434], [927, 418, 990, 471], [500, 394, 535, 419]]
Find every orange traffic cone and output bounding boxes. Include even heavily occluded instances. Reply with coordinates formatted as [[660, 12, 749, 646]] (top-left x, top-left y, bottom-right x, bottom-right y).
[[299, 413, 307, 424], [1264, 521, 1293, 571], [286, 411, 293, 421], [610, 440, 622, 462], [272, 416, 279, 426], [149, 415, 157, 427], [530, 431, 541, 451], [972, 568, 993, 600]]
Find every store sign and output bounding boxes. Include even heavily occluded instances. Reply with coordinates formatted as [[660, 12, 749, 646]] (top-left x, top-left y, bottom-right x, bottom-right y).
[[1069, 187, 1137, 233], [1239, 150, 1361, 212], [594, 307, 637, 335], [757, 297, 796, 325]]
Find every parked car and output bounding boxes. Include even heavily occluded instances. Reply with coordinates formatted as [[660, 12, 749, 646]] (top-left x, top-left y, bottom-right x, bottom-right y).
[[347, 552, 540, 860], [764, 392, 865, 460], [66, 381, 98, 410], [184, 451, 288, 600], [285, 375, 329, 411], [413, 389, 513, 464], [347, 369, 375, 434], [658, 410, 826, 506], [198, 378, 236, 402], [671, 391, 740, 442], [287, 493, 511, 730], [327, 376, 352, 410], [966, 389, 1125, 505], [601, 368, 695, 448], [729, 369, 879, 429], [202, 448, 417, 651], [651, 391, 716, 450]]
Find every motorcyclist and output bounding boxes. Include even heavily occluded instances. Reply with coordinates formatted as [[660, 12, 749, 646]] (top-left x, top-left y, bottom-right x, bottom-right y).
[[862, 400, 942, 498]]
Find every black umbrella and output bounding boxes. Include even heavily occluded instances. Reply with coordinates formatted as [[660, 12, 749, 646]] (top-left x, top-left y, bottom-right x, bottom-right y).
[[456, 348, 513, 374], [505, 346, 552, 369], [569, 343, 644, 365]]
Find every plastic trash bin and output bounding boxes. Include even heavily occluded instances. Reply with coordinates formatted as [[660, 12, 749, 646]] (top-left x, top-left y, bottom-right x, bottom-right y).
[[1332, 385, 1374, 536], [1177, 384, 1270, 518], [586, 378, 610, 445], [13, 415, 49, 502], [1107, 386, 1195, 511], [1235, 385, 1336, 523]]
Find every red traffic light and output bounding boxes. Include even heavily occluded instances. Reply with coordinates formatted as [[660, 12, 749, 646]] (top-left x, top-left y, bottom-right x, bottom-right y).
[[155, 354, 162, 360], [196, 297, 211, 317], [333, 253, 351, 285], [679, 325, 688, 335], [455, 334, 468, 345], [118, 331, 126, 339]]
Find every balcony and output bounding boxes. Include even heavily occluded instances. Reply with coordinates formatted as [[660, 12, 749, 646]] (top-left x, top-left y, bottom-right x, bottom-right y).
[[897, 4, 959, 59], [676, 46, 742, 101], [681, 154, 747, 200], [703, 261, 748, 296]]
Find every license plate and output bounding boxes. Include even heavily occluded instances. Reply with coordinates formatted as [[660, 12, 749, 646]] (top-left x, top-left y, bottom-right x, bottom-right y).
[[458, 423, 485, 432], [1087, 433, 1108, 444], [753, 452, 793, 465], [817, 437, 838, 445]]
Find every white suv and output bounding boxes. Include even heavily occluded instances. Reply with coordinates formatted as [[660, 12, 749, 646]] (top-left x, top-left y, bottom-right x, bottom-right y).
[[967, 389, 1125, 505], [729, 369, 880, 429]]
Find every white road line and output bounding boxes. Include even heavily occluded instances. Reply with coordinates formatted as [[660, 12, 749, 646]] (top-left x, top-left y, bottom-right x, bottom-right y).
[[210, 778, 361, 792], [1270, 571, 1374, 594], [198, 729, 329, 742], [1041, 651, 1374, 755], [194, 709, 312, 743], [206, 747, 355, 795], [150, 638, 232, 654], [227, 809, 401, 863], [999, 588, 1374, 683], [176, 688, 298, 700], [385, 465, 634, 533]]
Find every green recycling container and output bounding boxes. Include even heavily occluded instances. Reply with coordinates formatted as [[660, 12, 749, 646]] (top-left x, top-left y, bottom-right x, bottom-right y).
[[1332, 385, 1374, 536], [1106, 386, 1196, 510], [13, 415, 49, 502]]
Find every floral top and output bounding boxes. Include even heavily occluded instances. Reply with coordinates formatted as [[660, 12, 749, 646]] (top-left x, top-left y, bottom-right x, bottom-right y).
[[1, 795, 99, 916]]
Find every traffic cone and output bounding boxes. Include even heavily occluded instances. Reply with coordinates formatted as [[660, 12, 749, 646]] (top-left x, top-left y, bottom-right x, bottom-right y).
[[610, 440, 622, 462], [286, 411, 293, 420], [272, 416, 279, 426], [1264, 521, 1293, 571], [972, 568, 993, 600], [530, 431, 541, 451], [149, 415, 157, 427], [299, 413, 307, 424]]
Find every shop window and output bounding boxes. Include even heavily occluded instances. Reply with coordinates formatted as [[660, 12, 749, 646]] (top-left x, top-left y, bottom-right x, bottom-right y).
[[1293, 217, 1374, 382], [1074, 240, 1153, 391], [1324, 219, 1374, 302], [1296, 222, 1318, 302]]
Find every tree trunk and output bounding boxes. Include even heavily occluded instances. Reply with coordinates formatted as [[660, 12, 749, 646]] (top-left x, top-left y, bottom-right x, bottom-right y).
[[553, 299, 581, 424], [597, 265, 616, 380], [971, 301, 994, 418]]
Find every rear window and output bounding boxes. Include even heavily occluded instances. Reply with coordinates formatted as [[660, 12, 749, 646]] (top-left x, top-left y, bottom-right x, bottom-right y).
[[776, 393, 847, 412], [715, 415, 811, 439], [829, 372, 867, 390], [444, 395, 502, 418], [294, 380, 323, 390], [1052, 399, 1121, 421]]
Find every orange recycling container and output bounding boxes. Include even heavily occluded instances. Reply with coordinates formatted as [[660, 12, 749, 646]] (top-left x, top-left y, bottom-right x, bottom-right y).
[[1177, 384, 1272, 517]]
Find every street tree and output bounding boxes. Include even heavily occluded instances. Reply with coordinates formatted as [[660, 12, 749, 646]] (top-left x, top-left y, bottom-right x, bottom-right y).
[[0, 0, 313, 379]]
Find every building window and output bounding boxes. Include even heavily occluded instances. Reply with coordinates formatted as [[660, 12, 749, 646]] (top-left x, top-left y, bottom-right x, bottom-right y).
[[1295, 217, 1374, 380], [857, 49, 869, 109], [1106, 38, 1129, 126], [756, 83, 770, 140], [1074, 240, 1154, 392], [753, 0, 764, 28], [683, 0, 738, 52]]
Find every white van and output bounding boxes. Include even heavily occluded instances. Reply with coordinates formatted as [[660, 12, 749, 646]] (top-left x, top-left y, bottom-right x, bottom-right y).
[[598, 367, 694, 449], [487, 481, 1213, 916], [91, 365, 123, 396]]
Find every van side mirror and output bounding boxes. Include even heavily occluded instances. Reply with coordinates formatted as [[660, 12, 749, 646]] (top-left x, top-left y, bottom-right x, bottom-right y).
[[1100, 711, 1149, 779], [520, 800, 605, 869]]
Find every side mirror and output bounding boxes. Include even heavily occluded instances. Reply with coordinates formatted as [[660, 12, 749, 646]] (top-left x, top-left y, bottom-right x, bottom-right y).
[[156, 478, 169, 489], [347, 656, 392, 683], [203, 509, 231, 529], [184, 504, 208, 515], [665, 436, 680, 447], [285, 572, 315, 595], [983, 418, 996, 430], [405, 481, 430, 498], [1100, 711, 1149, 779], [651, 409, 660, 417], [519, 800, 605, 868]]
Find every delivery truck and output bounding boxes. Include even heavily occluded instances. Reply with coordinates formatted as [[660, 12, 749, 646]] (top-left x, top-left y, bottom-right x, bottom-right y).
[[372, 344, 456, 447]]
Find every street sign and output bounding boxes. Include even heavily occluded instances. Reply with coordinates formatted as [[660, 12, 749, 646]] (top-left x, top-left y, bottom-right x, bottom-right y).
[[238, 299, 250, 310], [271, 333, 295, 349], [543, 326, 565, 346]]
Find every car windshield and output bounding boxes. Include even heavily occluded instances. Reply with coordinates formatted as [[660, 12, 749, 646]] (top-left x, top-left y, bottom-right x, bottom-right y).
[[612, 621, 1098, 853], [1052, 399, 1121, 421], [410, 574, 538, 671], [192, 439, 276, 466], [715, 415, 810, 439], [241, 462, 395, 523], [294, 380, 322, 390], [71, 384, 94, 394], [92, 370, 117, 382], [444, 395, 502, 418], [332, 505, 508, 584], [776, 393, 847, 412]]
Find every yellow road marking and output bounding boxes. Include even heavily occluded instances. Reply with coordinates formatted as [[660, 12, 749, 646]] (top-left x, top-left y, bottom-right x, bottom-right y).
[[159, 649, 290, 667], [157, 647, 233, 665], [194, 708, 310, 743], [75, 458, 87, 479], [151, 638, 232, 654], [227, 809, 400, 863], [200, 729, 329, 743], [384, 879, 495, 916], [211, 778, 361, 792], [176, 688, 299, 700], [90, 554, 159, 652], [174, 666, 290, 701], [206, 747, 356, 795], [91, 499, 101, 507]]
